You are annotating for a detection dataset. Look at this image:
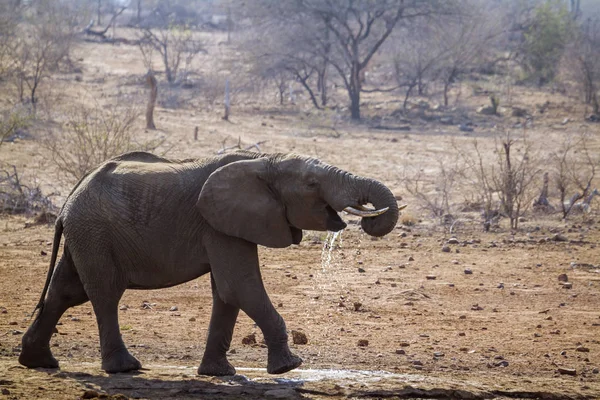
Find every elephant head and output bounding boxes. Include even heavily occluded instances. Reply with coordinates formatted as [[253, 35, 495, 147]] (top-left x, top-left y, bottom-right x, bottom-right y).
[[197, 153, 401, 248]]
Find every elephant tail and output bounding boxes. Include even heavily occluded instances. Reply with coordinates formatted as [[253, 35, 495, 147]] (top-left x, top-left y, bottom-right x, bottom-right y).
[[30, 217, 63, 318]]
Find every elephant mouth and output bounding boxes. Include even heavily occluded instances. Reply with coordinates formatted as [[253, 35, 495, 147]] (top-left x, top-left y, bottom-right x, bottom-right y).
[[290, 226, 303, 244], [326, 205, 347, 232]]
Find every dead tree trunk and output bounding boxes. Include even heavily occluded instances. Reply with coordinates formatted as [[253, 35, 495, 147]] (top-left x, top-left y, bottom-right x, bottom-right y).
[[145, 71, 157, 130], [223, 79, 230, 121], [533, 172, 551, 211]]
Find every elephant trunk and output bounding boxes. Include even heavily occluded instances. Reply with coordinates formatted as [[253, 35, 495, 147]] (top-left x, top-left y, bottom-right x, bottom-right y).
[[326, 170, 400, 237]]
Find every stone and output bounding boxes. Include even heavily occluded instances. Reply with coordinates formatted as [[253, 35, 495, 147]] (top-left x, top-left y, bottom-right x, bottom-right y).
[[408, 256, 415, 261], [576, 345, 590, 353], [557, 367, 577, 376], [357, 339, 369, 347], [560, 282, 573, 289], [358, 267, 366, 273], [464, 268, 473, 275], [82, 390, 100, 399], [291, 330, 308, 345], [412, 360, 423, 366], [441, 245, 451, 253], [242, 333, 257, 345], [353, 302, 362, 311], [433, 352, 445, 357], [447, 238, 460, 244], [459, 124, 474, 132], [189, 317, 196, 322], [558, 274, 568, 282], [395, 349, 406, 355], [552, 233, 568, 242], [169, 305, 178, 312], [1, 389, 10, 395], [426, 275, 437, 280]]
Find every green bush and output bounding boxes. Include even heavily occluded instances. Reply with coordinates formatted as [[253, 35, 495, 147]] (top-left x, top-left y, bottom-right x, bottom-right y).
[[522, 0, 573, 85]]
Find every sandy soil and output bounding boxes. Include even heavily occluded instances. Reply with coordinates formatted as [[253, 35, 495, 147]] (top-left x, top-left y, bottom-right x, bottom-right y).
[[1, 31, 600, 400]]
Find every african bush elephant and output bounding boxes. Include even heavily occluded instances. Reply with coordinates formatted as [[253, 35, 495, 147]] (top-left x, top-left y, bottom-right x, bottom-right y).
[[19, 151, 400, 376]]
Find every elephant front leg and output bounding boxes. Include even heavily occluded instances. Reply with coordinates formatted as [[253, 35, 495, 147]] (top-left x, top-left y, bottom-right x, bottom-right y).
[[207, 236, 302, 375], [198, 274, 239, 376]]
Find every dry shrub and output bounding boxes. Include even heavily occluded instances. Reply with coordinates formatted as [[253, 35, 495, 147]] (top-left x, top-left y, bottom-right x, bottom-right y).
[[0, 165, 57, 215], [42, 101, 163, 183]]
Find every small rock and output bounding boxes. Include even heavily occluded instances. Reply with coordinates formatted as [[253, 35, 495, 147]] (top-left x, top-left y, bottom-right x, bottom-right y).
[[82, 389, 100, 399], [242, 333, 257, 345], [169, 306, 178, 312], [494, 360, 509, 367], [441, 245, 451, 253], [447, 238, 460, 245], [277, 303, 283, 308], [576, 346, 590, 353], [552, 233, 568, 242], [119, 305, 129, 311], [497, 283, 504, 289], [592, 368, 599, 374], [40, 250, 47, 256], [558, 274, 569, 282], [560, 282, 573, 289], [399, 342, 410, 347], [189, 317, 196, 322], [464, 268, 473, 275], [426, 275, 437, 280], [433, 352, 445, 357], [412, 360, 423, 366], [1, 389, 10, 395], [353, 302, 362, 311], [557, 367, 577, 376], [358, 267, 366, 273], [459, 124, 474, 132], [12, 330, 23, 335], [408, 256, 415, 261], [357, 339, 369, 347], [471, 304, 483, 311], [291, 330, 308, 345], [395, 349, 406, 355]]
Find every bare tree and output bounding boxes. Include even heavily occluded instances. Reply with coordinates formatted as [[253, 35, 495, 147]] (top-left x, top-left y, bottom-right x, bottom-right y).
[[550, 132, 597, 218], [138, 23, 205, 85], [563, 17, 600, 114], [8, 1, 76, 110], [432, 2, 503, 107], [243, 0, 453, 120]]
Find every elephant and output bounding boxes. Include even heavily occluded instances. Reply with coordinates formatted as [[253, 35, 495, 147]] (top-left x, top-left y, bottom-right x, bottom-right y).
[[19, 150, 401, 376]]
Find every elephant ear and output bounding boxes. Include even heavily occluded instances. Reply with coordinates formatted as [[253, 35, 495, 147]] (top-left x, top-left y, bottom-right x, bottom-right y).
[[197, 158, 296, 248]]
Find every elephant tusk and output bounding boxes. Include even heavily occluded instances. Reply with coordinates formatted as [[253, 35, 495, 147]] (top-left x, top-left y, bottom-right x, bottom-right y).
[[343, 206, 389, 217], [399, 204, 408, 211]]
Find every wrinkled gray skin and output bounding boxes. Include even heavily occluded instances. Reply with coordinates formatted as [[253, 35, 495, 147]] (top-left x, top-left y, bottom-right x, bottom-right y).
[[19, 151, 399, 376]]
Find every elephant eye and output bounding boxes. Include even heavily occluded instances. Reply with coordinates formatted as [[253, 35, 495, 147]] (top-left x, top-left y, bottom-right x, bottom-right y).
[[306, 180, 319, 190]]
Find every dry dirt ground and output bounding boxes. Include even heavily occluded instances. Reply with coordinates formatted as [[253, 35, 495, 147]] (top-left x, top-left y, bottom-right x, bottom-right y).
[[1, 33, 600, 399]]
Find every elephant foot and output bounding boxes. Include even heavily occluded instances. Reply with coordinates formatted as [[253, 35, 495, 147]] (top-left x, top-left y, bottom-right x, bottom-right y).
[[19, 345, 59, 369], [267, 352, 302, 374], [102, 349, 141, 373], [198, 356, 236, 376]]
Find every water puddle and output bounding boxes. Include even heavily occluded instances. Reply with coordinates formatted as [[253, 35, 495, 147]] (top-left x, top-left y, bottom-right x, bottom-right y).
[[236, 367, 422, 384]]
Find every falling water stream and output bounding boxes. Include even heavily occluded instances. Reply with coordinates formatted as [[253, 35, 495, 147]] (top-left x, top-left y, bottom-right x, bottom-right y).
[[320, 230, 343, 272]]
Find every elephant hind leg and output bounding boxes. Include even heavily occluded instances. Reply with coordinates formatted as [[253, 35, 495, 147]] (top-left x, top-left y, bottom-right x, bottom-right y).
[[19, 248, 89, 369], [84, 278, 141, 373]]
